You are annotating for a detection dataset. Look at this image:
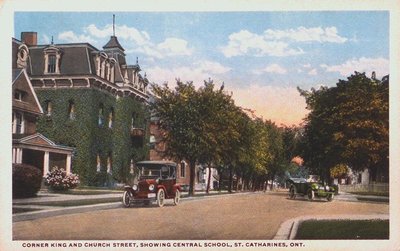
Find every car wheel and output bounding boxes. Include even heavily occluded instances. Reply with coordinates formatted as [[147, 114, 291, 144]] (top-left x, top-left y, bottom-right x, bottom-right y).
[[289, 186, 296, 199], [122, 191, 131, 208], [307, 188, 314, 201], [173, 190, 181, 206], [327, 193, 334, 202], [157, 189, 165, 207]]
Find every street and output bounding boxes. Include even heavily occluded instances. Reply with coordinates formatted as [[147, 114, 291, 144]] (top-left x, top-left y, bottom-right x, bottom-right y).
[[13, 192, 389, 240]]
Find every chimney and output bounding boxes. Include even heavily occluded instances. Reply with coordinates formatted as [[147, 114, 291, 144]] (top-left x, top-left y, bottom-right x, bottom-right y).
[[21, 32, 37, 46]]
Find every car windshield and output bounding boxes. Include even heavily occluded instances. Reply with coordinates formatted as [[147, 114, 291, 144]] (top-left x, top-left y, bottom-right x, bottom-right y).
[[137, 163, 174, 179], [139, 167, 161, 178]]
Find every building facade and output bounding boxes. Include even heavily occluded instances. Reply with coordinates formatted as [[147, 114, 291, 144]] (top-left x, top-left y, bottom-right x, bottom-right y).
[[12, 68, 74, 176], [12, 31, 150, 186]]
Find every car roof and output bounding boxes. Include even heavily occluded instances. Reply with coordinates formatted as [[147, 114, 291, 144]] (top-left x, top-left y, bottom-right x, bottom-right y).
[[136, 160, 177, 166]]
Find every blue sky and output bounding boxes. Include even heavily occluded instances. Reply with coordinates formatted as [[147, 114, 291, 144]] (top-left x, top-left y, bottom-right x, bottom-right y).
[[14, 12, 389, 125]]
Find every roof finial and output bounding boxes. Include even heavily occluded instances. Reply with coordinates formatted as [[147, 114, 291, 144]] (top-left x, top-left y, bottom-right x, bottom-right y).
[[136, 57, 139, 64], [51, 36, 54, 45], [113, 14, 115, 36]]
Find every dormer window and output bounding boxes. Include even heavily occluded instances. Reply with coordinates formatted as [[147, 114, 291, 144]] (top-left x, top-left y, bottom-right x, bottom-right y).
[[12, 112, 24, 134], [44, 45, 62, 74], [48, 55, 56, 73]]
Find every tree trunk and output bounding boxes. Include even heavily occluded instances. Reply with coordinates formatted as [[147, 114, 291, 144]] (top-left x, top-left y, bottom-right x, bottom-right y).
[[218, 169, 223, 192], [188, 160, 196, 196], [269, 173, 275, 191], [206, 165, 212, 194], [228, 167, 233, 193]]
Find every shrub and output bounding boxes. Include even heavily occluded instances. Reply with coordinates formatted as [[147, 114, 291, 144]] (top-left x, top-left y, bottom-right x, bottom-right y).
[[44, 166, 80, 191], [13, 163, 43, 198]]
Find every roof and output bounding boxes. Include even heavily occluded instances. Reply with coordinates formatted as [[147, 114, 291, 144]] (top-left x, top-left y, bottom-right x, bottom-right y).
[[28, 44, 97, 76], [12, 68, 43, 115], [103, 36, 124, 51]]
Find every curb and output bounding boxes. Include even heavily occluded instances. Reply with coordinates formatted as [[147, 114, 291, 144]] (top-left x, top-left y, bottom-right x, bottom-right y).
[[273, 214, 390, 240]]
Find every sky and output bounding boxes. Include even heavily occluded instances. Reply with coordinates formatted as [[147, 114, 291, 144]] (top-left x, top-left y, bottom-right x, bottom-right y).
[[14, 12, 389, 126]]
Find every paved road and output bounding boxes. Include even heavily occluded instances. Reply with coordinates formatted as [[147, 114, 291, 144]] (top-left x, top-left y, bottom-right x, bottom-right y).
[[13, 192, 388, 240]]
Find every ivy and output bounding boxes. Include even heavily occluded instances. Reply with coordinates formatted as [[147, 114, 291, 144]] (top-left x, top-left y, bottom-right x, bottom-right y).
[[36, 88, 149, 187]]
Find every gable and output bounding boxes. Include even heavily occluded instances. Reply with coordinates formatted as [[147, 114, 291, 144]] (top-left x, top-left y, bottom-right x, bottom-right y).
[[19, 133, 56, 146], [12, 69, 43, 115]]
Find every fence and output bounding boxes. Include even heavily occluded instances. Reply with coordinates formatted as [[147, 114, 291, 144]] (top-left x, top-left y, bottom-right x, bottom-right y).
[[339, 183, 389, 193]]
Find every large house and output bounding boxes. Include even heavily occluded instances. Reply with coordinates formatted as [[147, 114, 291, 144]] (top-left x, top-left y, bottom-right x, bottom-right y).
[[12, 67, 74, 176], [12, 31, 150, 186]]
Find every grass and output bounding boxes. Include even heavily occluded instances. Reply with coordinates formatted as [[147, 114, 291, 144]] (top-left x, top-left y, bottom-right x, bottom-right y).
[[348, 191, 389, 197], [15, 197, 121, 207], [295, 219, 389, 240], [357, 197, 389, 203], [12, 207, 40, 214]]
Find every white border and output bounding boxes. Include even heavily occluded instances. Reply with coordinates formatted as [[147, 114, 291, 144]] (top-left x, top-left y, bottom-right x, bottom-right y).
[[1, 0, 399, 251]]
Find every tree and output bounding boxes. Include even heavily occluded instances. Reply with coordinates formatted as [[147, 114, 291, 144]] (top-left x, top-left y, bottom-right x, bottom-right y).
[[151, 80, 242, 196], [299, 72, 389, 182]]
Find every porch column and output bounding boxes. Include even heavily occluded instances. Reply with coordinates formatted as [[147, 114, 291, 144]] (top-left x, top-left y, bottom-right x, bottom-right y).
[[43, 151, 50, 177], [16, 148, 23, 164], [66, 154, 72, 174], [12, 148, 16, 163]]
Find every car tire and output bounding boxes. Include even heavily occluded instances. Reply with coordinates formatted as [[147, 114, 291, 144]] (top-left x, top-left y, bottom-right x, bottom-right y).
[[327, 194, 334, 202], [307, 188, 314, 201], [289, 186, 296, 199], [173, 190, 181, 206], [122, 191, 131, 208], [157, 189, 165, 207]]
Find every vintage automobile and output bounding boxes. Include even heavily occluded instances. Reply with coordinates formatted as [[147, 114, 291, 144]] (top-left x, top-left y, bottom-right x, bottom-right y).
[[122, 161, 181, 207], [287, 177, 335, 202]]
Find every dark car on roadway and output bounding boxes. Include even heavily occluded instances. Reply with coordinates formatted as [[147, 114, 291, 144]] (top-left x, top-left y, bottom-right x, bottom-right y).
[[122, 161, 181, 207], [287, 177, 335, 202]]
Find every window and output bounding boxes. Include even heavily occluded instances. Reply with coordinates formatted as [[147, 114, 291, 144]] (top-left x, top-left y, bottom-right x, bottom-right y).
[[131, 112, 137, 129], [14, 90, 24, 101], [13, 112, 24, 134], [44, 46, 61, 74], [149, 135, 156, 149], [108, 108, 114, 128], [96, 154, 101, 172], [47, 55, 56, 73], [98, 105, 104, 126], [107, 153, 112, 173], [130, 159, 135, 174], [68, 101, 75, 120], [180, 162, 186, 178], [45, 101, 52, 116]]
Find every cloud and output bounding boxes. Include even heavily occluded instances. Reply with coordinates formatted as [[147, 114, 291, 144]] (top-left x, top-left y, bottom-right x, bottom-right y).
[[59, 24, 192, 59], [221, 30, 304, 58], [231, 84, 308, 126], [146, 60, 231, 86], [253, 64, 288, 75], [221, 26, 347, 58], [264, 26, 347, 43], [308, 68, 318, 76], [320, 57, 389, 78], [156, 38, 193, 56], [58, 31, 97, 44]]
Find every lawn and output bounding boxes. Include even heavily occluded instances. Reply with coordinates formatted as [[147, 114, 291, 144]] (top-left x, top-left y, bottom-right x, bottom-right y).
[[295, 219, 389, 240]]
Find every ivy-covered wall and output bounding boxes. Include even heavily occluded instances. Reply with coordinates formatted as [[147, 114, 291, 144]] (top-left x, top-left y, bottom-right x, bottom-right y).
[[36, 88, 149, 187]]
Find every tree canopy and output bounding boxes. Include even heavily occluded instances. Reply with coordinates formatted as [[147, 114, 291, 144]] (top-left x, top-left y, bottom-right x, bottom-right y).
[[299, 72, 389, 182]]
